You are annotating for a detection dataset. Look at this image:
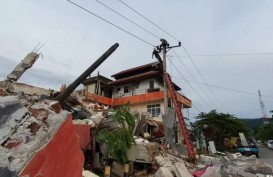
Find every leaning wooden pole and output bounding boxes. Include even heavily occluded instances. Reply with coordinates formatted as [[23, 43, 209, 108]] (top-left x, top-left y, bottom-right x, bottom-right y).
[[55, 43, 119, 103]]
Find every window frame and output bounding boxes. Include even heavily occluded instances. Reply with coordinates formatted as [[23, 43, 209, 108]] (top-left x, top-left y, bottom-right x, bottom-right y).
[[147, 104, 161, 117]]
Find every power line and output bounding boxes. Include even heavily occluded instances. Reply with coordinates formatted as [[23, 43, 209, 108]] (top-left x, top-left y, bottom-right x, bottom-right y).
[[67, 0, 155, 47], [173, 52, 273, 57], [171, 50, 225, 112], [117, 0, 180, 42], [95, 0, 160, 40], [168, 56, 213, 110], [172, 76, 273, 99], [178, 90, 202, 113], [175, 46, 228, 113], [118, 0, 227, 112]]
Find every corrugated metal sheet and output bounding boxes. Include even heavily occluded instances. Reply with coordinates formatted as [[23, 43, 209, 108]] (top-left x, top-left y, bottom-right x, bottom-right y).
[[20, 114, 84, 177]]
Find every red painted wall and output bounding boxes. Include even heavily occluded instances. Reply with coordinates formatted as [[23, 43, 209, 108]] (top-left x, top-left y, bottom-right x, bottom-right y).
[[20, 114, 84, 177], [74, 124, 91, 150]]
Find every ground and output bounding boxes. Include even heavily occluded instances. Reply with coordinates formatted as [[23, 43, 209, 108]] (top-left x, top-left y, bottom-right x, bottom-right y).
[[258, 144, 273, 165]]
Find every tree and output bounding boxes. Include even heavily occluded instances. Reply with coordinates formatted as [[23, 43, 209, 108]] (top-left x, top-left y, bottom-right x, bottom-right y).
[[254, 123, 273, 142], [194, 110, 249, 150], [97, 105, 136, 164]]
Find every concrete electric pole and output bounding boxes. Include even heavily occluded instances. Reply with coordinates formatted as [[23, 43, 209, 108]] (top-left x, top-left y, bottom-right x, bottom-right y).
[[153, 39, 181, 116]]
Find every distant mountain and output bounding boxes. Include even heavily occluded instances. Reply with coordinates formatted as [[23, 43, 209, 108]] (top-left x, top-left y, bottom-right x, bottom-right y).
[[241, 118, 273, 129]]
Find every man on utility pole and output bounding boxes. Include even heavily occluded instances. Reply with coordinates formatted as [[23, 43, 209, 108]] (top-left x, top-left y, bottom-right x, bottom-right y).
[[153, 39, 180, 116]]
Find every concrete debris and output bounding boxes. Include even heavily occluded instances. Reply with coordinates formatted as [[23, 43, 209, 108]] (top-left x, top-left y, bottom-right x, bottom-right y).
[[82, 170, 99, 177], [154, 167, 173, 177], [0, 96, 69, 173], [134, 136, 150, 144], [127, 142, 159, 163], [198, 152, 273, 177], [201, 166, 221, 177], [111, 161, 124, 177], [2, 79, 273, 177], [72, 119, 95, 126], [173, 162, 193, 177], [155, 156, 173, 168], [0, 166, 18, 177]]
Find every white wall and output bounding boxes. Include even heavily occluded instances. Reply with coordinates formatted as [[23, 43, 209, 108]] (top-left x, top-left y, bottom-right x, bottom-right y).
[[128, 100, 164, 118], [84, 84, 96, 93], [113, 78, 163, 97]]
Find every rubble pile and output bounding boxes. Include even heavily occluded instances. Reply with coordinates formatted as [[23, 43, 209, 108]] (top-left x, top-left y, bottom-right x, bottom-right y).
[[154, 151, 193, 177], [198, 154, 273, 177], [0, 95, 69, 173], [1, 84, 273, 177]]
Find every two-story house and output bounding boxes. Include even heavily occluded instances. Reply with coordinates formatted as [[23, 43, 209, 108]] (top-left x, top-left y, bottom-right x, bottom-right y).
[[109, 61, 191, 120], [83, 62, 191, 120]]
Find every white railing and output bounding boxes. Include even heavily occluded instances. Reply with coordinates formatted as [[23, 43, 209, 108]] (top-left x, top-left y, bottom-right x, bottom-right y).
[[134, 88, 147, 95], [112, 88, 162, 98]]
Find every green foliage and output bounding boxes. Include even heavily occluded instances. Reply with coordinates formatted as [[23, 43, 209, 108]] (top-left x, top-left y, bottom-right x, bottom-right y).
[[97, 105, 135, 164], [254, 123, 273, 142], [195, 110, 249, 150]]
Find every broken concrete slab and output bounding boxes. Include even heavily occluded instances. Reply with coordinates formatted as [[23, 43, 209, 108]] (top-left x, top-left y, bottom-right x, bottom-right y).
[[111, 161, 124, 177], [201, 166, 221, 177], [173, 162, 193, 177], [82, 170, 99, 177], [154, 167, 173, 177], [0, 98, 70, 173], [0, 96, 22, 126], [0, 99, 29, 145], [155, 156, 172, 167]]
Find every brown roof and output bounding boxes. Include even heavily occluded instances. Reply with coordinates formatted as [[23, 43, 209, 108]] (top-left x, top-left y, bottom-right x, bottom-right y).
[[111, 61, 161, 79], [82, 75, 112, 85], [109, 71, 161, 86], [109, 70, 181, 90]]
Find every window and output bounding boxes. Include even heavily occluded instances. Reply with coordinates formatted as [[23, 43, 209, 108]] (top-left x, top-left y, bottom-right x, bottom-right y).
[[149, 81, 154, 89], [116, 87, 120, 93], [134, 82, 140, 89], [147, 104, 161, 117], [124, 86, 129, 93]]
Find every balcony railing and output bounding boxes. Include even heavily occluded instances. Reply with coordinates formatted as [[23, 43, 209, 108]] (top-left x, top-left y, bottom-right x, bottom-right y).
[[112, 88, 162, 98]]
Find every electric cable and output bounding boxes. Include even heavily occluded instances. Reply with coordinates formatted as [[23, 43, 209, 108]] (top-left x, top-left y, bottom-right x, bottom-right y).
[[171, 76, 273, 99], [174, 52, 273, 57], [96, 0, 161, 40], [118, 0, 227, 112], [178, 90, 202, 113], [67, 0, 155, 47], [168, 56, 213, 110], [117, 0, 179, 42], [174, 47, 228, 113], [171, 50, 225, 112]]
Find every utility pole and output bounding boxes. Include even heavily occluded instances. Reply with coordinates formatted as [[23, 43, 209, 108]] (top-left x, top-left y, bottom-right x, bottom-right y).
[[162, 40, 168, 115], [153, 39, 181, 116]]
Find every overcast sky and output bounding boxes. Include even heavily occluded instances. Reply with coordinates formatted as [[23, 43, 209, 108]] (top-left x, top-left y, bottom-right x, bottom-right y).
[[1, 0, 273, 120]]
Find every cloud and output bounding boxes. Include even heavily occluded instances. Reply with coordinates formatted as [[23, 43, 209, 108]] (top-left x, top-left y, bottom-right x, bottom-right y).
[[0, 55, 76, 90], [1, 0, 273, 120]]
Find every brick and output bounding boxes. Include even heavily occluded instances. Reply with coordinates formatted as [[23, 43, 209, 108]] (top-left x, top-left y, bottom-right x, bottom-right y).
[[4, 140, 22, 149], [28, 108, 49, 120], [50, 101, 61, 113], [28, 122, 41, 135]]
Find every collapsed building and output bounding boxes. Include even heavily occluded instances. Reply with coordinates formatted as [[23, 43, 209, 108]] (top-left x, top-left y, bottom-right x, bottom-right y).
[[1, 43, 273, 177], [81, 62, 192, 146]]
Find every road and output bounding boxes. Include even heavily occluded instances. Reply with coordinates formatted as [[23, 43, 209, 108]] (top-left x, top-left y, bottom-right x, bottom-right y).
[[258, 145, 273, 165]]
